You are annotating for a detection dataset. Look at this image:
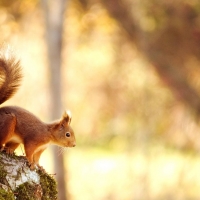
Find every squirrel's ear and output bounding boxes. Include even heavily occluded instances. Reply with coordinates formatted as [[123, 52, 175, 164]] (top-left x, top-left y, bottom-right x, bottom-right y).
[[62, 110, 72, 125]]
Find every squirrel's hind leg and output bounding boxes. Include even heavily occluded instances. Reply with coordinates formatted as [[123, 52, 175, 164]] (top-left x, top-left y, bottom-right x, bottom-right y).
[[0, 113, 16, 150], [4, 142, 20, 154]]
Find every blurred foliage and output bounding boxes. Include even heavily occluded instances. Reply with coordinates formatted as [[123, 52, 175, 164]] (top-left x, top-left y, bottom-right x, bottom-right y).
[[0, 0, 38, 41], [62, 0, 200, 151], [1, 0, 200, 199]]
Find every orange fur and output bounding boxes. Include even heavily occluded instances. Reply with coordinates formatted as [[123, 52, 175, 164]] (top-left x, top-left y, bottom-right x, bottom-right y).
[[0, 49, 76, 170]]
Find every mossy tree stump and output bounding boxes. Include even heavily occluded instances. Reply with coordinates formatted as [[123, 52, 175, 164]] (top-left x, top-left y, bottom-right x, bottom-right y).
[[0, 152, 57, 200]]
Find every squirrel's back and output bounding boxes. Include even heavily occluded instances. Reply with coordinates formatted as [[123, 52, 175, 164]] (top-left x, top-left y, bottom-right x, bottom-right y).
[[0, 48, 22, 105], [0, 105, 46, 139]]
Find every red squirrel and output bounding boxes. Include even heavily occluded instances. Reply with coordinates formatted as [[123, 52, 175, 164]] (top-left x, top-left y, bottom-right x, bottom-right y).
[[0, 49, 76, 169]]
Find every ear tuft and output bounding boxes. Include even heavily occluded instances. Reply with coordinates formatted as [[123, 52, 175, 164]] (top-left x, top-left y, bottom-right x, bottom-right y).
[[63, 110, 72, 124]]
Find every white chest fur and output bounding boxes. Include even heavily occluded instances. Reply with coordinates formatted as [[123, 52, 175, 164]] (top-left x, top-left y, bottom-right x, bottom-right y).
[[34, 144, 49, 154]]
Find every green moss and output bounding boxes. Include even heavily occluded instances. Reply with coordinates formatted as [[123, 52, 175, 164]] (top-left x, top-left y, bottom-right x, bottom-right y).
[[0, 187, 14, 200], [38, 169, 58, 200], [0, 152, 58, 199], [15, 182, 42, 200], [14, 170, 58, 200], [0, 161, 8, 185]]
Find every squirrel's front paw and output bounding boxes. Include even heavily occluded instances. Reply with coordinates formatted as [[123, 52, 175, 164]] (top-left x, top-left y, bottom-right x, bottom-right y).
[[1, 147, 14, 154], [0, 146, 6, 153], [29, 162, 37, 170]]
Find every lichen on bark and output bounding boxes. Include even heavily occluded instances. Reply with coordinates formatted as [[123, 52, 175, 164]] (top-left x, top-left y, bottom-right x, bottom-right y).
[[0, 152, 57, 200]]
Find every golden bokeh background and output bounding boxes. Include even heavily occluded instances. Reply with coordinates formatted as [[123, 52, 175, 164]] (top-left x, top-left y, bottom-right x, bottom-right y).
[[1, 0, 200, 199]]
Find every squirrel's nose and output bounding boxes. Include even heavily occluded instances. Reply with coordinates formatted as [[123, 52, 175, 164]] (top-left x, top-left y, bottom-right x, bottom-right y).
[[72, 142, 76, 147]]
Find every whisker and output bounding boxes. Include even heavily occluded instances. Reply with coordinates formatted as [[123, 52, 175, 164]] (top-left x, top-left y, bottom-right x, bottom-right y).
[[64, 147, 68, 153], [57, 147, 66, 156], [57, 147, 62, 153], [63, 147, 68, 154], [57, 147, 63, 156], [65, 147, 69, 152], [56, 146, 71, 156]]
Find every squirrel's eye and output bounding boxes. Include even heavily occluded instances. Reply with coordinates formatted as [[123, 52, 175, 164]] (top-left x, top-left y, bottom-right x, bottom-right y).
[[66, 132, 71, 137]]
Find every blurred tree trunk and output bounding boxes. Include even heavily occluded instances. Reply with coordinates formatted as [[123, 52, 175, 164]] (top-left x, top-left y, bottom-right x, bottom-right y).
[[101, 0, 200, 119], [41, 0, 68, 200]]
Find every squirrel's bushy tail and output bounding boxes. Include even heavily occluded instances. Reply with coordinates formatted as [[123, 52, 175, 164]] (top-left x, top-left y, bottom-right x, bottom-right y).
[[0, 48, 22, 105]]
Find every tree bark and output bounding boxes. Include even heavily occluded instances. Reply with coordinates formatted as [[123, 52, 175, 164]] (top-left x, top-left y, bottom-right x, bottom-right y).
[[0, 152, 57, 199]]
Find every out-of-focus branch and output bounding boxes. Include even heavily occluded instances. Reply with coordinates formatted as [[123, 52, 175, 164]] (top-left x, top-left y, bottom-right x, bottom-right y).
[[101, 0, 200, 118]]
